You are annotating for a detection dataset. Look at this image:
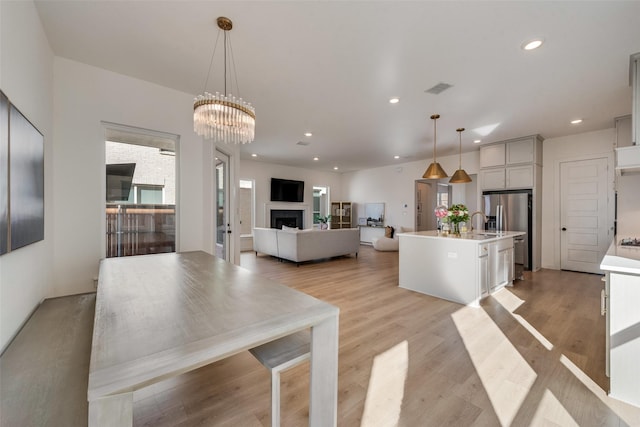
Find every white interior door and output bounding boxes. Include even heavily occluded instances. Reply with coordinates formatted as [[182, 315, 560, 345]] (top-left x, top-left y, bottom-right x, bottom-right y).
[[215, 150, 230, 261], [560, 157, 609, 273]]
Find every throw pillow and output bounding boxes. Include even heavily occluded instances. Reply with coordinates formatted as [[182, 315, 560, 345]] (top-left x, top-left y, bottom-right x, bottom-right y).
[[281, 225, 298, 231], [385, 226, 395, 238]]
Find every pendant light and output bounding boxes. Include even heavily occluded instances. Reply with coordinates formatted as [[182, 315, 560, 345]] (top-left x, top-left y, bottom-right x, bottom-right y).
[[193, 17, 256, 144], [423, 114, 448, 179], [449, 127, 472, 183]]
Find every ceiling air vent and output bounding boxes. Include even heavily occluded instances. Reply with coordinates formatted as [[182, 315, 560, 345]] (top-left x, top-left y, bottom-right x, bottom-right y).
[[296, 141, 310, 146], [425, 82, 453, 95]]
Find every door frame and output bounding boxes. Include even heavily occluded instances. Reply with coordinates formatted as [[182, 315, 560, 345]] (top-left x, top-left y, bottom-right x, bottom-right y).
[[214, 149, 231, 262]]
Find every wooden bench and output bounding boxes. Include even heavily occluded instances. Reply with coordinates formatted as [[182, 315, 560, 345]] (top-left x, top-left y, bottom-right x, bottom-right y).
[[249, 330, 311, 427], [0, 294, 95, 426]]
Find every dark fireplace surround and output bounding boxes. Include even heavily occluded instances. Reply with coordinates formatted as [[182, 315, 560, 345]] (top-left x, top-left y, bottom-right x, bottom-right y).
[[271, 209, 304, 229]]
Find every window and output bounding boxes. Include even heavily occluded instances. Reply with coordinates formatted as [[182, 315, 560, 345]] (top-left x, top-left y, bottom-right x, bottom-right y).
[[313, 186, 329, 224], [239, 180, 253, 236], [104, 124, 178, 258]]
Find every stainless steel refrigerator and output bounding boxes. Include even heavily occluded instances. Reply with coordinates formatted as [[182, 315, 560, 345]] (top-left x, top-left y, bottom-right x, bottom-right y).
[[482, 190, 532, 276]]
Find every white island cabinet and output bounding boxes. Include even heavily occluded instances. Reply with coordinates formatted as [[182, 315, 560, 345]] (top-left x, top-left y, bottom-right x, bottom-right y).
[[600, 240, 640, 408], [399, 231, 524, 306]]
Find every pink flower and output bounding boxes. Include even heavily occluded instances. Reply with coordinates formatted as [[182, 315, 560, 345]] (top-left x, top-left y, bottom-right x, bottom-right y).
[[434, 206, 448, 219]]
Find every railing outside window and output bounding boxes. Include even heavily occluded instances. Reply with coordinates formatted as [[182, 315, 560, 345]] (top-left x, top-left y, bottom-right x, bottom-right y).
[[106, 203, 175, 258]]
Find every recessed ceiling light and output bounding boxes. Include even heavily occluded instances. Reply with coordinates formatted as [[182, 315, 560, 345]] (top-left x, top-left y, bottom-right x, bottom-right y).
[[304, 132, 312, 137], [333, 166, 339, 170], [394, 155, 400, 159], [571, 119, 583, 124], [389, 97, 400, 104], [251, 153, 257, 157], [474, 139, 481, 144], [313, 157, 319, 161], [522, 39, 544, 51]]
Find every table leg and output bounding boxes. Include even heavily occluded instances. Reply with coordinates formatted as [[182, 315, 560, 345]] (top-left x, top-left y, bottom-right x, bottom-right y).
[[309, 315, 339, 427], [88, 392, 133, 427]]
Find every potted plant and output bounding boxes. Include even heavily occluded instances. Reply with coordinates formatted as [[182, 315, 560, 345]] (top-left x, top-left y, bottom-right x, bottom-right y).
[[318, 215, 331, 230]]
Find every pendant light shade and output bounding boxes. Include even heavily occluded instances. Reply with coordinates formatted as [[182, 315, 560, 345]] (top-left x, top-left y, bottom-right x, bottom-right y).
[[449, 127, 472, 183], [423, 114, 448, 179]]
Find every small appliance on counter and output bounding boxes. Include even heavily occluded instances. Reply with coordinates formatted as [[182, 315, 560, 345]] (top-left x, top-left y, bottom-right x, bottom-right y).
[[619, 237, 640, 247]]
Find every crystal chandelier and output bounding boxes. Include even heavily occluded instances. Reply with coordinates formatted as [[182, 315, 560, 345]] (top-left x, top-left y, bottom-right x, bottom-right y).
[[423, 114, 448, 179], [193, 17, 256, 144]]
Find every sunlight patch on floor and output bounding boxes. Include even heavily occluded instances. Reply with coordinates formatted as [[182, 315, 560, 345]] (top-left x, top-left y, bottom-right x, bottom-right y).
[[360, 341, 408, 427], [560, 355, 640, 426], [452, 306, 536, 426], [493, 289, 554, 350], [530, 389, 579, 426]]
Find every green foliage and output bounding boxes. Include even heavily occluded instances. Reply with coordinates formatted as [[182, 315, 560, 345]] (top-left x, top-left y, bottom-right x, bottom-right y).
[[318, 215, 331, 223]]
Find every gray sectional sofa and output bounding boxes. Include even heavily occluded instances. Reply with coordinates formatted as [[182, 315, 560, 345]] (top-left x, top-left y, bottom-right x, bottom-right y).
[[253, 227, 360, 264]]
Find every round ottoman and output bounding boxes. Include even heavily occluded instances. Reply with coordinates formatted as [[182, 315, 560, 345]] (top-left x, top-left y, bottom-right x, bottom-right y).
[[371, 236, 399, 251]]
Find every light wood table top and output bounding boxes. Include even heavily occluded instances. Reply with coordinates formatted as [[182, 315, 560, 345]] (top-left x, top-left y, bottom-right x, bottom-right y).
[[88, 251, 339, 426]]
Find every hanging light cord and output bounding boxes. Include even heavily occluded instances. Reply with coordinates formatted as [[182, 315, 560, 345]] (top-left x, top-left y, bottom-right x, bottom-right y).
[[202, 31, 221, 93], [228, 34, 242, 99], [223, 28, 228, 95], [458, 128, 464, 168], [431, 114, 440, 161]]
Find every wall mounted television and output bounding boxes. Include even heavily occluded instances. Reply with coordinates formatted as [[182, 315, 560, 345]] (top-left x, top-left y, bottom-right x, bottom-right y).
[[270, 178, 304, 202]]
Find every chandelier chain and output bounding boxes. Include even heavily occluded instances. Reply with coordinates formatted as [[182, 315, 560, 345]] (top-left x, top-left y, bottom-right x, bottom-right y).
[[203, 30, 221, 93]]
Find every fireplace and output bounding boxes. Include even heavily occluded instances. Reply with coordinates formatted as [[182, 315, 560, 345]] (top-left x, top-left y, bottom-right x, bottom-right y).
[[271, 209, 304, 229]]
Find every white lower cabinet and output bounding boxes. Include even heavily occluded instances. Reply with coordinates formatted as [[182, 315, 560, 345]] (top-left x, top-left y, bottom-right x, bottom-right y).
[[489, 238, 514, 291], [359, 226, 385, 244], [478, 244, 490, 298], [606, 270, 640, 407]]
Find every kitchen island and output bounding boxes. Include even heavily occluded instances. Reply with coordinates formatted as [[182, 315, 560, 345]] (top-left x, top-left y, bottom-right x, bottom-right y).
[[399, 230, 525, 306]]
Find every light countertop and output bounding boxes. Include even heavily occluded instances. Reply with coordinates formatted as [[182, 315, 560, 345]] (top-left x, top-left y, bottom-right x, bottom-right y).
[[600, 239, 640, 274], [399, 230, 526, 243]]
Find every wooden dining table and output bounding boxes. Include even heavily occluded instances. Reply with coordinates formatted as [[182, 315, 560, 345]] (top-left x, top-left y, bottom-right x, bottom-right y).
[[88, 251, 339, 426]]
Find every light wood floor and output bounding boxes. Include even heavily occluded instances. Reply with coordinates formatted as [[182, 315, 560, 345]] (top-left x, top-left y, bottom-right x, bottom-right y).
[[3, 246, 640, 426], [132, 247, 640, 426]]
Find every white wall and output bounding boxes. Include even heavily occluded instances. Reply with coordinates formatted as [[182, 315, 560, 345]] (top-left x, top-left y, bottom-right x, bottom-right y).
[[52, 57, 211, 296], [342, 151, 480, 229], [0, 1, 54, 352], [540, 128, 616, 270], [239, 160, 342, 229]]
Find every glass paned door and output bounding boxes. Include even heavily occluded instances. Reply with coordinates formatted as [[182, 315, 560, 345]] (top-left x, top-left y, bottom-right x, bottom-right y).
[[104, 132, 176, 258], [215, 150, 230, 261]]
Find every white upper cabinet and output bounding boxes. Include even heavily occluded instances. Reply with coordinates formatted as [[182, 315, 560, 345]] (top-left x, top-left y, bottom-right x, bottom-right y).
[[479, 144, 505, 168], [479, 135, 542, 190], [480, 168, 506, 189], [506, 139, 534, 165], [506, 165, 534, 188]]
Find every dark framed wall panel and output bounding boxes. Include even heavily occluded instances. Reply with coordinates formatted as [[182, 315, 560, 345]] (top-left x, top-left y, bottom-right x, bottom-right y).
[[0, 92, 8, 255], [9, 103, 44, 251]]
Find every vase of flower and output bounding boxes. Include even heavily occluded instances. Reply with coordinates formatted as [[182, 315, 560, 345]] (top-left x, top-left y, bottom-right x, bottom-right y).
[[447, 204, 470, 236], [318, 215, 331, 230], [452, 222, 460, 236]]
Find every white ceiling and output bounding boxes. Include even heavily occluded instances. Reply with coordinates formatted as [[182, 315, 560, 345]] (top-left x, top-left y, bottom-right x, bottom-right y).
[[34, 1, 640, 173]]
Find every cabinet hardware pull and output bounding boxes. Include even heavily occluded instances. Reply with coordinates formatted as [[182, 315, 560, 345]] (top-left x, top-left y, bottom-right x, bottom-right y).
[[600, 289, 607, 316]]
